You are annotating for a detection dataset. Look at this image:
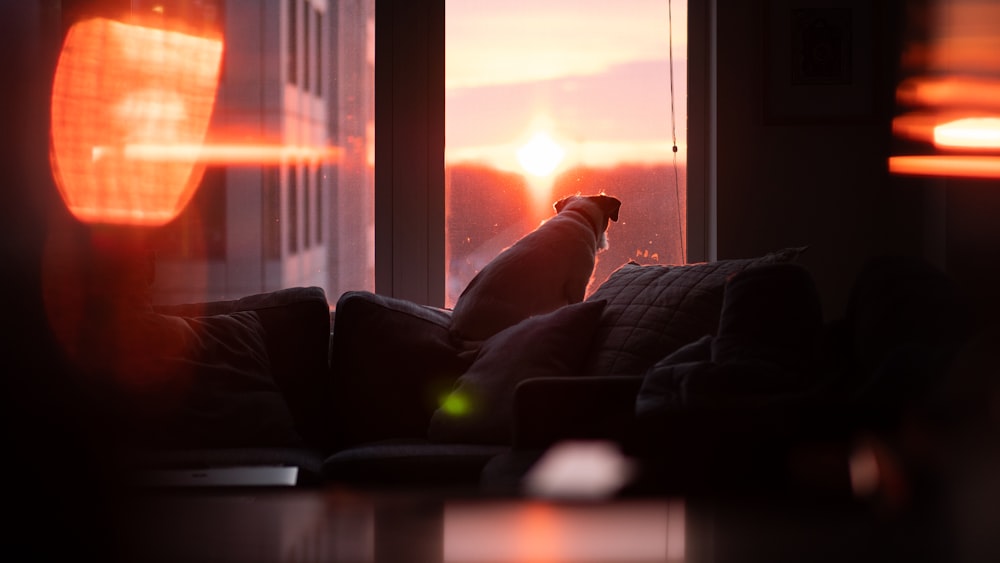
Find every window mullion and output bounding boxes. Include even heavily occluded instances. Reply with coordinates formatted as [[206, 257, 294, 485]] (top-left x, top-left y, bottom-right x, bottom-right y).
[[375, 0, 446, 306]]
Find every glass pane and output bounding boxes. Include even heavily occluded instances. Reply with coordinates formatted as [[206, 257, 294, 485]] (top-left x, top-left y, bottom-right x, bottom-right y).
[[123, 0, 377, 305], [446, 0, 687, 307]]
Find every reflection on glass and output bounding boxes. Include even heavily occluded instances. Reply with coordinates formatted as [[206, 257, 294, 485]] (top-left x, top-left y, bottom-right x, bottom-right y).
[[444, 499, 685, 562], [128, 0, 375, 305], [50, 18, 223, 227]]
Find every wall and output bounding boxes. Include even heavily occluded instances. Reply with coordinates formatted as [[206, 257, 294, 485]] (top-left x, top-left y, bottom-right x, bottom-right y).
[[940, 178, 1000, 319], [713, 0, 925, 321]]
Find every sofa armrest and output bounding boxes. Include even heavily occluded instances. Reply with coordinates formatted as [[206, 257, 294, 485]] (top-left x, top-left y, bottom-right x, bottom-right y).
[[511, 376, 644, 450], [236, 287, 334, 448], [154, 286, 334, 449]]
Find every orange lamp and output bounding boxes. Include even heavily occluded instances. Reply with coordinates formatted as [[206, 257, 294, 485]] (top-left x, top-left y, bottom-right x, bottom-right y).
[[49, 17, 223, 226]]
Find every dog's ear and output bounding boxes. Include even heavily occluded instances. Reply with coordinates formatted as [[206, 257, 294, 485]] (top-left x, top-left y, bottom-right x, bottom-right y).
[[553, 194, 577, 214], [599, 195, 622, 222]]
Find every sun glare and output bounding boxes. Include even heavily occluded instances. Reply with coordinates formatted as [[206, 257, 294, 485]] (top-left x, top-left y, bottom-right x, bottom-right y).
[[517, 132, 566, 177]]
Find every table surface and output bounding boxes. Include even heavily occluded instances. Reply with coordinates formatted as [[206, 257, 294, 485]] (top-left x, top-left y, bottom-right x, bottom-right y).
[[109, 485, 964, 563]]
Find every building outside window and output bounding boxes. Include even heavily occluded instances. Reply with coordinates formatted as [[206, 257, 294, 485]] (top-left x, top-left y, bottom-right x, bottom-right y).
[[150, 0, 375, 306]]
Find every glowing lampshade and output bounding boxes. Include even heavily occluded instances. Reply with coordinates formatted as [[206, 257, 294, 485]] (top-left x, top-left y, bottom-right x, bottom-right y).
[[50, 18, 223, 226], [889, 0, 1000, 179]]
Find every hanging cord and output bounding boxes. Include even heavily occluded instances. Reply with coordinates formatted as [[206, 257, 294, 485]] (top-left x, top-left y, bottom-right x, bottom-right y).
[[668, 0, 686, 263]]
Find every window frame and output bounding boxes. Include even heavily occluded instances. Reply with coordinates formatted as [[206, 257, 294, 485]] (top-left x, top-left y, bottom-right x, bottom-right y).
[[375, 0, 712, 307]]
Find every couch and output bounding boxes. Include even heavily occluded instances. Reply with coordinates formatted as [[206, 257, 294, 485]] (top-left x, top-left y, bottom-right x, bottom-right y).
[[116, 247, 975, 500]]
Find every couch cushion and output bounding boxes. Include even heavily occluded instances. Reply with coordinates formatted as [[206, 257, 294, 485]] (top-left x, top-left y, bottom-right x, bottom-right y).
[[583, 248, 805, 378], [118, 310, 304, 450], [428, 300, 607, 445], [323, 440, 507, 488], [156, 287, 334, 449], [329, 291, 470, 448]]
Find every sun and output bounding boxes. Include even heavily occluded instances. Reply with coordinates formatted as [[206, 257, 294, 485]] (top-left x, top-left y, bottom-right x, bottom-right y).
[[517, 131, 566, 177]]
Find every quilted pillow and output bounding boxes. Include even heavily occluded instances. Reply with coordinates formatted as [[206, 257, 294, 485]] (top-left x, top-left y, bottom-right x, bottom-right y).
[[635, 262, 824, 418], [582, 247, 805, 378], [329, 291, 471, 449]]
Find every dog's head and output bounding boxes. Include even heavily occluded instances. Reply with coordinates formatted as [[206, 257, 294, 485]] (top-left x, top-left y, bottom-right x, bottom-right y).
[[553, 193, 621, 249]]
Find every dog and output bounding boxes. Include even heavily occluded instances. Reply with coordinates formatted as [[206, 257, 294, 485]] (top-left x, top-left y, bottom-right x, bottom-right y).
[[449, 193, 621, 346]]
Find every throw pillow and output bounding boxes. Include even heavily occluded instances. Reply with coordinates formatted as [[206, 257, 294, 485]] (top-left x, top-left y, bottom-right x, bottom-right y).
[[428, 300, 607, 445], [583, 247, 806, 378], [329, 291, 471, 449]]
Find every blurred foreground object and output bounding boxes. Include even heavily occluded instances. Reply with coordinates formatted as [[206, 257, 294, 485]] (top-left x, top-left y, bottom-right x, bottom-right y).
[[49, 17, 223, 226], [524, 440, 635, 500], [890, 0, 1000, 178]]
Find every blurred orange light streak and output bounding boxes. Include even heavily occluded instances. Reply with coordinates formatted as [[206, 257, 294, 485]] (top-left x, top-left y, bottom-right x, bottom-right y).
[[934, 117, 1000, 149], [928, 38, 1000, 75], [893, 113, 944, 143], [889, 155, 1000, 178], [890, 0, 1000, 180], [93, 143, 341, 165], [896, 76, 1000, 110]]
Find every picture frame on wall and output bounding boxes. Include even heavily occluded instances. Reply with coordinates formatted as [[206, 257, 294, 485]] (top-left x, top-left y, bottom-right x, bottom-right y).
[[762, 0, 877, 125]]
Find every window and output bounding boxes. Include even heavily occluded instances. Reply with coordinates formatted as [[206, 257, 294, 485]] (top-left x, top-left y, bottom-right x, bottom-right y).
[[41, 0, 700, 308], [126, 0, 374, 304], [288, 0, 298, 86], [316, 165, 324, 243], [444, 0, 689, 306], [304, 163, 311, 250], [288, 165, 299, 254], [315, 9, 324, 97], [303, 0, 310, 91], [264, 167, 282, 260], [378, 1, 702, 307]]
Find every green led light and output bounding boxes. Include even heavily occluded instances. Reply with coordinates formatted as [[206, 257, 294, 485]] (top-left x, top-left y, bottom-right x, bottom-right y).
[[440, 393, 470, 417]]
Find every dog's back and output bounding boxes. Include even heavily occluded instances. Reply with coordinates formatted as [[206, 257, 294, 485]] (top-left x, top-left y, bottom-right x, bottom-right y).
[[450, 194, 620, 345]]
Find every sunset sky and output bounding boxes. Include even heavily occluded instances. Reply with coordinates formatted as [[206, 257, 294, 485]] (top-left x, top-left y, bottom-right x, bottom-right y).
[[445, 0, 688, 175]]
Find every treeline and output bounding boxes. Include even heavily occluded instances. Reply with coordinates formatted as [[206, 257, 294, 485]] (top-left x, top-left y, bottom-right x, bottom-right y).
[[447, 161, 688, 300]]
